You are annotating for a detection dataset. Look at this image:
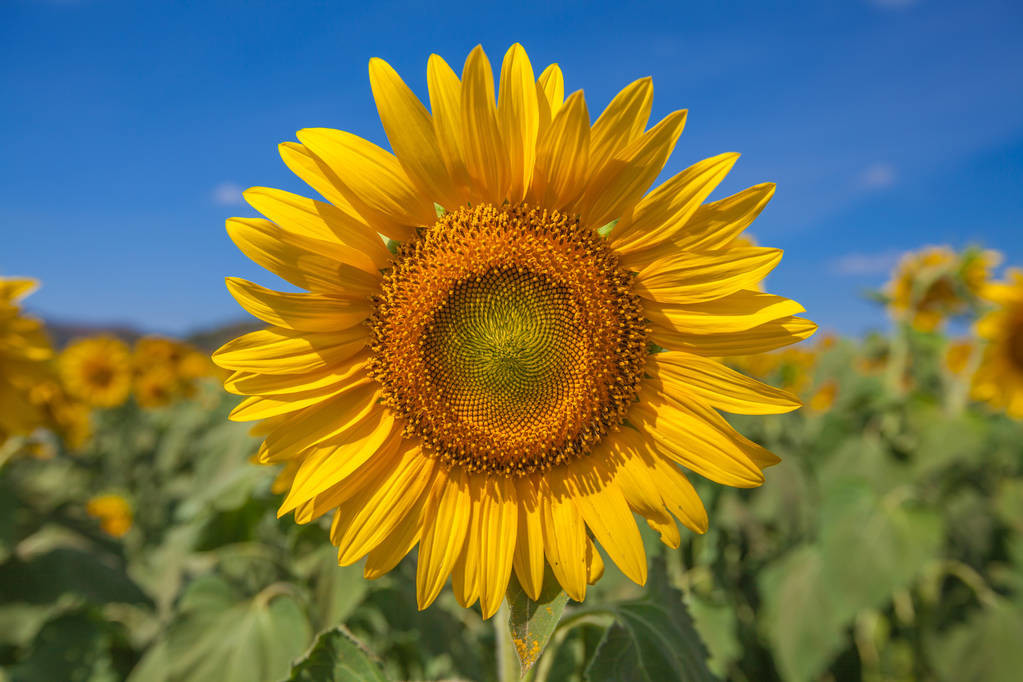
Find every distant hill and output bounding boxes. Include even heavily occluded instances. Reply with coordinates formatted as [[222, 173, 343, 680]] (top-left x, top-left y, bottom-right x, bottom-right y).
[[43, 318, 261, 352]]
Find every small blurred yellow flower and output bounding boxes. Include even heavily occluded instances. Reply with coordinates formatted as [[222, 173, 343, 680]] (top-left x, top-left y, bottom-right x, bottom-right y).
[[134, 366, 178, 409], [808, 380, 838, 412], [0, 277, 56, 446], [86, 494, 133, 538], [971, 268, 1023, 418], [944, 339, 975, 376], [886, 246, 1000, 331], [60, 336, 133, 408], [28, 380, 93, 451]]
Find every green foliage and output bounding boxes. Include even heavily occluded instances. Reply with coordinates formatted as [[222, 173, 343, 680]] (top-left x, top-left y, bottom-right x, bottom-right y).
[[2, 314, 1023, 682]]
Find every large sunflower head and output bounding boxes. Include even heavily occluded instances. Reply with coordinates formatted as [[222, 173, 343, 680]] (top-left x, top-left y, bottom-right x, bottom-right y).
[[59, 336, 133, 408], [972, 268, 1023, 418], [215, 44, 815, 617], [0, 277, 54, 445]]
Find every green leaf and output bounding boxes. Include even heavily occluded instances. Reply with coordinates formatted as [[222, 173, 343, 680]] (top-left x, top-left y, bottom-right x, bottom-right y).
[[687, 595, 740, 677], [586, 559, 716, 682], [285, 627, 388, 682], [142, 575, 312, 682], [6, 608, 124, 682], [759, 545, 846, 682], [930, 600, 1023, 682], [505, 571, 569, 677], [0, 548, 150, 606]]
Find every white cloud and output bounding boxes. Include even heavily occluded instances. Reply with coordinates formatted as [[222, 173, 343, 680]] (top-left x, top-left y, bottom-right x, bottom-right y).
[[212, 182, 244, 206], [831, 249, 905, 276], [858, 162, 898, 190]]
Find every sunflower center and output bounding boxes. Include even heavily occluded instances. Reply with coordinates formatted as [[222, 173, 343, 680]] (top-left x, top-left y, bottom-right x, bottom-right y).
[[84, 362, 114, 389], [369, 203, 648, 476]]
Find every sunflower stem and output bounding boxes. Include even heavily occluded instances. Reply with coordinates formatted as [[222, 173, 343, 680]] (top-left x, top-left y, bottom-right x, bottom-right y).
[[495, 601, 520, 682]]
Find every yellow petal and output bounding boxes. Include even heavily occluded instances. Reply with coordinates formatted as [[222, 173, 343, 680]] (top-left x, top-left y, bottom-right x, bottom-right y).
[[416, 467, 472, 610], [364, 494, 424, 580], [296, 128, 431, 240], [277, 410, 400, 513], [579, 110, 687, 229], [452, 484, 484, 608], [497, 43, 539, 203], [427, 54, 471, 202], [603, 433, 679, 546], [261, 382, 381, 463], [651, 315, 817, 356], [511, 478, 545, 601], [588, 77, 653, 175], [224, 349, 370, 396], [536, 64, 565, 120], [649, 351, 802, 415], [212, 326, 368, 375], [229, 374, 371, 421], [225, 218, 380, 296], [563, 458, 647, 586], [530, 90, 590, 209], [634, 248, 783, 305], [460, 45, 508, 203], [672, 182, 776, 252], [612, 152, 738, 254], [478, 477, 518, 619], [278, 142, 367, 220], [644, 290, 805, 335], [369, 58, 456, 208], [243, 186, 391, 271], [541, 474, 588, 601], [225, 278, 371, 332], [585, 537, 605, 585], [633, 386, 765, 488], [332, 448, 436, 565], [647, 455, 708, 534]]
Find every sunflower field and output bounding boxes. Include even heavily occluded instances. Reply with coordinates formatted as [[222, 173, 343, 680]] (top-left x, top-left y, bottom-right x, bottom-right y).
[[3, 242, 1023, 682]]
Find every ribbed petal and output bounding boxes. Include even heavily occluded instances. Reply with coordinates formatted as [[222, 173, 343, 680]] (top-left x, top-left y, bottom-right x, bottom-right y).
[[416, 467, 471, 610], [632, 386, 765, 488], [277, 410, 399, 514], [511, 478, 545, 601], [611, 152, 738, 253], [243, 186, 391, 271], [451, 483, 484, 608], [588, 77, 653, 175], [563, 458, 647, 586], [536, 63, 565, 125], [427, 54, 471, 203], [364, 490, 426, 580], [634, 248, 783, 305], [578, 110, 687, 230], [278, 142, 366, 219], [649, 352, 802, 415], [478, 477, 518, 618], [650, 315, 817, 356], [332, 447, 436, 565], [212, 326, 368, 376], [530, 90, 590, 209], [225, 278, 371, 332], [224, 350, 370, 397], [226, 218, 381, 296], [369, 57, 456, 208], [497, 43, 539, 203], [229, 374, 371, 421], [296, 128, 431, 240], [460, 45, 507, 203], [541, 473, 588, 601], [644, 290, 805, 335], [602, 432, 680, 547]]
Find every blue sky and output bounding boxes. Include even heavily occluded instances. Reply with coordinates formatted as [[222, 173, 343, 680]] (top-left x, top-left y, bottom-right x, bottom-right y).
[[2, 0, 1021, 337]]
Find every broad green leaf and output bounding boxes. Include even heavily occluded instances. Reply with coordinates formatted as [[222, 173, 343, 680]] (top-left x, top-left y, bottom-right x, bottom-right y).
[[759, 545, 846, 682], [586, 559, 716, 682], [140, 574, 312, 682], [930, 600, 1023, 682], [687, 595, 740, 677], [285, 627, 388, 682], [0, 548, 150, 606], [506, 571, 569, 677], [6, 608, 125, 682]]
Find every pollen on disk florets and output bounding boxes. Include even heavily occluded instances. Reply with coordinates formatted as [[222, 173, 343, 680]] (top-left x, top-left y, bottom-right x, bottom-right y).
[[368, 203, 649, 476]]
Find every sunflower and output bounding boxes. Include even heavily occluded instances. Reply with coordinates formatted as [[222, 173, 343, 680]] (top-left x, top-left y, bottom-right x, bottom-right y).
[[85, 493, 133, 538], [972, 268, 1023, 417], [887, 246, 998, 332], [134, 365, 178, 409], [215, 44, 814, 617], [60, 336, 133, 408], [0, 277, 54, 445]]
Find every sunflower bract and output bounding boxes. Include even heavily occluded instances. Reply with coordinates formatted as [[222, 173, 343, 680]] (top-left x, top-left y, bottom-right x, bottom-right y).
[[215, 43, 815, 618]]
